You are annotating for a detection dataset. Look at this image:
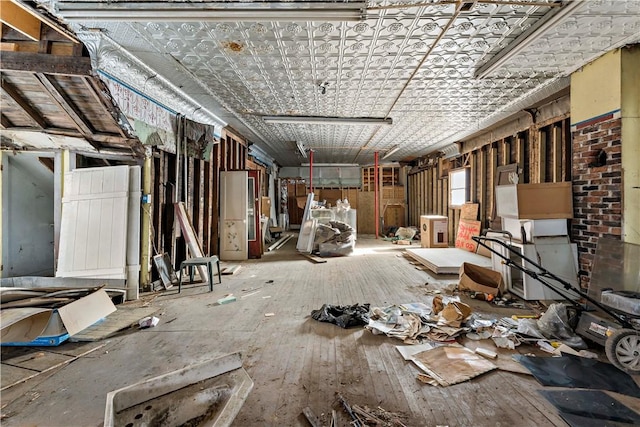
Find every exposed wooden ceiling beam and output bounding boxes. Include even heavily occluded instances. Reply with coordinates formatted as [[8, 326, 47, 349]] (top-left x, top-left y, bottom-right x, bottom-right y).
[[1, 76, 47, 128], [81, 76, 127, 138], [38, 156, 55, 173], [1, 113, 13, 128], [2, 0, 79, 43], [0, 0, 40, 41], [35, 73, 97, 142], [3, 124, 128, 143], [0, 41, 19, 51], [0, 51, 92, 75]]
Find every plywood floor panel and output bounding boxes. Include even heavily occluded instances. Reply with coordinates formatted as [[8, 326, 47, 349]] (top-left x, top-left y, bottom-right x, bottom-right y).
[[1, 236, 595, 427]]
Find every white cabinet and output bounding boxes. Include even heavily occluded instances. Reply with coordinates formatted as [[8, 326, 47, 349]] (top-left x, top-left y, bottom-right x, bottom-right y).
[[490, 237, 580, 300]]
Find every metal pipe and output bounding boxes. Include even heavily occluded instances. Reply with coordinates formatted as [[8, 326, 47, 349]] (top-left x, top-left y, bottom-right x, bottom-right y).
[[309, 149, 314, 194], [374, 151, 379, 239]]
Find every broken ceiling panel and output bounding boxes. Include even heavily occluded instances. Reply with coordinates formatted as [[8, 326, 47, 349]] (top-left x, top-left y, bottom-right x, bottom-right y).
[[1, 1, 143, 158]]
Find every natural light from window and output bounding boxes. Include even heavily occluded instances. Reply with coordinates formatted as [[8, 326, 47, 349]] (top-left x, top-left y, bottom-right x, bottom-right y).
[[450, 168, 468, 207]]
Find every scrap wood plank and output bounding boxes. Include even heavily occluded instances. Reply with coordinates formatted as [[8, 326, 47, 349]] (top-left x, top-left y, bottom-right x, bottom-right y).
[[301, 253, 327, 264], [175, 202, 208, 282], [302, 406, 321, 427], [69, 306, 158, 342], [221, 265, 241, 275]]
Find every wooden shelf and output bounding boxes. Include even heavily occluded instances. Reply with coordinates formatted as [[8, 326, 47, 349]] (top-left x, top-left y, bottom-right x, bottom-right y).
[[361, 166, 400, 192]]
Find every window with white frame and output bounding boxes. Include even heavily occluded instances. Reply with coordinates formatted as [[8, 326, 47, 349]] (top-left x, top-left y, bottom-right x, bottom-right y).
[[449, 168, 469, 207]]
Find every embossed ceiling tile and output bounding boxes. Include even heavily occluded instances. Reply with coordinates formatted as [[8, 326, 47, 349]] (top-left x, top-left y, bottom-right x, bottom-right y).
[[416, 19, 442, 36], [178, 54, 202, 69], [379, 20, 406, 36], [621, 17, 640, 33], [347, 21, 374, 37], [177, 22, 205, 39], [314, 40, 338, 54], [212, 23, 237, 36], [163, 37, 189, 54], [58, 0, 638, 165], [193, 39, 217, 55], [279, 22, 305, 38], [453, 18, 476, 35], [144, 22, 171, 37], [372, 40, 398, 57], [582, 0, 631, 14]]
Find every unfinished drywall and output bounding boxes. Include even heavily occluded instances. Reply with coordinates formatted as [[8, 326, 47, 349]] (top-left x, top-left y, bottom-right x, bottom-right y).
[[1, 152, 55, 277], [621, 45, 640, 245], [571, 49, 622, 126]]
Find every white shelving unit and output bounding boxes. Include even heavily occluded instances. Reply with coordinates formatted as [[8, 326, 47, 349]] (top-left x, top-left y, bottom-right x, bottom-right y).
[[490, 236, 580, 300], [492, 182, 579, 301]]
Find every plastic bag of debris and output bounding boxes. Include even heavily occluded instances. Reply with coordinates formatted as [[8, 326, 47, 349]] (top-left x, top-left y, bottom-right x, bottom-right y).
[[314, 223, 340, 245], [310, 303, 370, 328], [329, 220, 354, 234], [395, 227, 417, 240], [537, 303, 587, 349], [318, 241, 355, 257], [316, 220, 356, 256]]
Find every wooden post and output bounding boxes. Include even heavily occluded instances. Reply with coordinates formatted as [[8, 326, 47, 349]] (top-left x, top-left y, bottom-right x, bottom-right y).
[[140, 155, 152, 289], [553, 123, 563, 182]]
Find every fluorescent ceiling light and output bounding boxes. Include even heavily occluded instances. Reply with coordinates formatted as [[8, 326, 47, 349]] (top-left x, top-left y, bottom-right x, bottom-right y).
[[263, 116, 393, 126], [296, 141, 307, 159], [382, 144, 401, 160], [56, 2, 367, 22], [475, 0, 583, 79]]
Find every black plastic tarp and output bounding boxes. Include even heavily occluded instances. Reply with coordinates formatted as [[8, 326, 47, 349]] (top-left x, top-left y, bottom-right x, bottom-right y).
[[311, 304, 370, 328]]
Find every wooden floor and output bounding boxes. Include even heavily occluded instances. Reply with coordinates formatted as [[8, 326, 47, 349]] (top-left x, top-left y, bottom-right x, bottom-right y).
[[2, 235, 638, 426]]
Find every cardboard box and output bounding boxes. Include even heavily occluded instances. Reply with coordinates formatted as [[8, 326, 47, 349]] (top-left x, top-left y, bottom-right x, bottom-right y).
[[420, 215, 448, 248], [495, 182, 573, 219], [459, 262, 505, 296]]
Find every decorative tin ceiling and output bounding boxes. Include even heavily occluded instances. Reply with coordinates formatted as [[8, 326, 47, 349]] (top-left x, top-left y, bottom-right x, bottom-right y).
[[40, 1, 640, 166]]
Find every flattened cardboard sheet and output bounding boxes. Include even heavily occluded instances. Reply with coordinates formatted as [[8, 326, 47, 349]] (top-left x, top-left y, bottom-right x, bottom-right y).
[[460, 203, 479, 221], [413, 344, 496, 386], [455, 219, 482, 253], [57, 290, 116, 336]]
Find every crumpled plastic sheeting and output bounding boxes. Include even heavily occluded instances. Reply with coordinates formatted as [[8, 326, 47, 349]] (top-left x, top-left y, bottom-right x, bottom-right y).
[[314, 224, 340, 245], [395, 227, 417, 240], [311, 303, 370, 328], [517, 318, 545, 339], [492, 325, 521, 349], [316, 221, 356, 257], [537, 303, 587, 349]]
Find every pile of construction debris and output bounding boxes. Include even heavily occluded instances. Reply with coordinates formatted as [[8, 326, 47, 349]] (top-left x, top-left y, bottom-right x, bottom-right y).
[[1, 287, 118, 346], [309, 295, 607, 389], [302, 393, 408, 427], [314, 220, 357, 257]]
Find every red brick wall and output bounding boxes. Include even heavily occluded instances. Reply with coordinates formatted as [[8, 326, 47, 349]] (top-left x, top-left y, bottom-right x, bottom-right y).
[[571, 117, 622, 288]]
